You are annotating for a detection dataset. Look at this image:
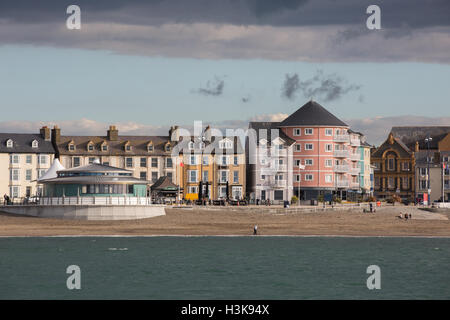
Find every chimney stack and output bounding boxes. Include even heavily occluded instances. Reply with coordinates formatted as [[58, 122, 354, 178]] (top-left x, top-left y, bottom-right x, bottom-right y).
[[107, 125, 119, 141], [40, 126, 51, 141], [169, 125, 180, 141], [51, 125, 61, 143]]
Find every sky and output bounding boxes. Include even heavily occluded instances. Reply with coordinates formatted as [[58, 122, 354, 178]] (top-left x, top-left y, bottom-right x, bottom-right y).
[[0, 0, 449, 145]]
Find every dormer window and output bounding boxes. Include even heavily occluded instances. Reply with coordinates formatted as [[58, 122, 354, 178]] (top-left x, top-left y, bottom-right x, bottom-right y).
[[147, 142, 153, 152], [101, 142, 108, 152], [68, 141, 76, 151], [6, 139, 13, 148], [165, 143, 171, 152], [31, 140, 38, 148], [124, 141, 132, 152], [87, 141, 94, 152], [219, 139, 233, 149]]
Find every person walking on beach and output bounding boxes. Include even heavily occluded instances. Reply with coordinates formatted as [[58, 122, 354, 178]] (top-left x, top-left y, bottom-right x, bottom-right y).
[[253, 225, 258, 235]]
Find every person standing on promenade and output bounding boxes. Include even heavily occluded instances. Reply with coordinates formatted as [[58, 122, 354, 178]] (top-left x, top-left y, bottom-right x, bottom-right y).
[[253, 225, 258, 235]]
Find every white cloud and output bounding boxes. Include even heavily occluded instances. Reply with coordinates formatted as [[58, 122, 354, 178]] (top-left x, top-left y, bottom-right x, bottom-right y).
[[1, 115, 449, 147], [0, 118, 167, 136], [345, 115, 450, 146], [250, 113, 289, 122]]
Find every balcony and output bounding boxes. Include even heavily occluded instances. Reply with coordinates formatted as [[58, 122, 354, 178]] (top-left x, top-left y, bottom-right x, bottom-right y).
[[349, 153, 360, 161], [350, 182, 360, 189], [334, 135, 349, 143], [334, 165, 349, 173], [336, 180, 349, 188], [274, 180, 287, 187], [273, 164, 288, 172], [334, 150, 349, 158], [272, 149, 287, 157], [349, 167, 360, 175], [350, 138, 360, 147]]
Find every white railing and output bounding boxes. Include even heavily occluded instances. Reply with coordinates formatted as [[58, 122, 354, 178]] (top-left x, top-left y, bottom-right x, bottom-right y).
[[334, 165, 349, 173], [350, 182, 360, 189], [334, 135, 349, 143], [349, 167, 360, 175], [336, 180, 349, 188], [350, 153, 360, 161], [334, 150, 349, 158], [275, 180, 287, 187], [38, 196, 153, 206], [273, 149, 287, 157], [350, 139, 360, 146], [273, 164, 288, 172]]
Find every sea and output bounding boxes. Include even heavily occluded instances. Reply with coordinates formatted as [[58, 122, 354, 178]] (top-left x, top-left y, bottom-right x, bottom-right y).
[[0, 236, 449, 299]]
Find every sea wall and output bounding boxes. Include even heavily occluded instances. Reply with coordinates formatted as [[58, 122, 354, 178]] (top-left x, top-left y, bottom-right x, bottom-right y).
[[0, 205, 166, 220]]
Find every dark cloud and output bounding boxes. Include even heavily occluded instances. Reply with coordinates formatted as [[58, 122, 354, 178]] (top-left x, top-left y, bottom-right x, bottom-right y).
[[281, 74, 300, 100], [193, 76, 225, 96], [0, 1, 449, 63], [282, 70, 361, 102], [0, 0, 449, 28], [241, 95, 251, 103]]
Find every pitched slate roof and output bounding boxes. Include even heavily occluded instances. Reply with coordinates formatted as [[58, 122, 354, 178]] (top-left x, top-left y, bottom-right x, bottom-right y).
[[0, 133, 55, 154], [56, 135, 173, 156], [248, 122, 296, 146], [371, 134, 412, 158], [151, 176, 179, 190], [391, 126, 450, 150], [279, 100, 348, 127]]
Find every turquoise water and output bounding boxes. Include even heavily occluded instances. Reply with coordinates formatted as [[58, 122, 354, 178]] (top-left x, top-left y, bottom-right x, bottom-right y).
[[0, 237, 449, 299]]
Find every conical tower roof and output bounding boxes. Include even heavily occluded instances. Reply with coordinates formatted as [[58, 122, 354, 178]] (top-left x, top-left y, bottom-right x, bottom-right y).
[[37, 158, 65, 182], [280, 100, 348, 127]]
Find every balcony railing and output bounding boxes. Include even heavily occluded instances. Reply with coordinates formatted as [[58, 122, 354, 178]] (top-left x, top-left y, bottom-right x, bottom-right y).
[[334, 165, 349, 173], [275, 180, 286, 187], [350, 182, 360, 189], [272, 149, 287, 157], [349, 153, 360, 161], [334, 150, 349, 158], [273, 164, 288, 172], [336, 180, 349, 188], [349, 167, 360, 175], [334, 135, 350, 143], [350, 139, 360, 147]]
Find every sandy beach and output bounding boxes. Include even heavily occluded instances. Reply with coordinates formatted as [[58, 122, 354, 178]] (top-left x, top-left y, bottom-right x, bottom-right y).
[[0, 205, 449, 237]]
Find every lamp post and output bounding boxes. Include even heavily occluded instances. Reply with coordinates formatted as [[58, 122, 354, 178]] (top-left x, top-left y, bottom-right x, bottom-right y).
[[297, 161, 305, 206], [425, 137, 432, 205], [198, 134, 206, 205]]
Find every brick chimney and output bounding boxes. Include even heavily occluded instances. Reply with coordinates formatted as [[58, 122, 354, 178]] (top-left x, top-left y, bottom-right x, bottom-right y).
[[169, 125, 180, 141], [51, 125, 61, 143], [107, 125, 119, 141], [40, 126, 51, 141]]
